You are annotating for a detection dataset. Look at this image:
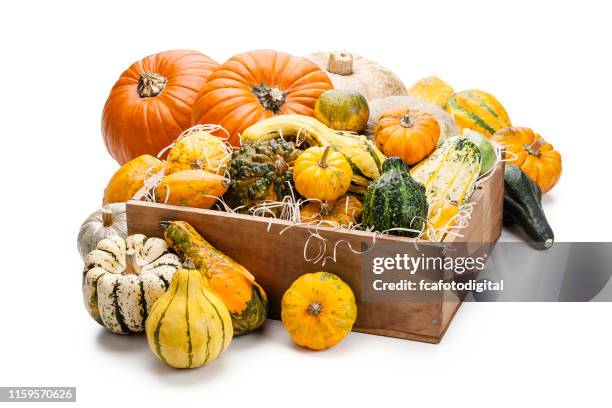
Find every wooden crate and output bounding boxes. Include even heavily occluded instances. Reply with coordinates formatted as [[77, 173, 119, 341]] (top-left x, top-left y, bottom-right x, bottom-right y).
[[127, 161, 504, 344]]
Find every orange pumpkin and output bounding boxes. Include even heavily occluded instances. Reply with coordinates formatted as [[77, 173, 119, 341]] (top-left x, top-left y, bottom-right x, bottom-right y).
[[490, 127, 562, 192], [191, 50, 333, 147], [300, 194, 362, 227], [374, 107, 440, 165], [103, 154, 164, 205], [102, 50, 218, 164]]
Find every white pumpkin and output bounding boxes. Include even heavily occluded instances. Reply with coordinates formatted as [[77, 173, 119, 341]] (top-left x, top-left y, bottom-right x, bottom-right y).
[[77, 204, 127, 260], [368, 95, 459, 144], [306, 51, 407, 101], [82, 234, 181, 334]]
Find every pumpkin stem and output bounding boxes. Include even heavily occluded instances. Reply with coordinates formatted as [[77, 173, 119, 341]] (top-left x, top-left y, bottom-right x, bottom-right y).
[[124, 253, 141, 275], [525, 138, 545, 157], [101, 207, 113, 227], [319, 201, 332, 216], [318, 146, 332, 169], [191, 158, 206, 170], [252, 83, 286, 113], [183, 258, 196, 270], [307, 301, 323, 316], [327, 51, 353, 76], [137, 72, 167, 98], [273, 155, 289, 176], [399, 113, 413, 128]]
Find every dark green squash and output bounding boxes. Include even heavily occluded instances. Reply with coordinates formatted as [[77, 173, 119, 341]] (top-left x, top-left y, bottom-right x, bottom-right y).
[[225, 140, 301, 212], [503, 164, 554, 249], [362, 157, 428, 237]]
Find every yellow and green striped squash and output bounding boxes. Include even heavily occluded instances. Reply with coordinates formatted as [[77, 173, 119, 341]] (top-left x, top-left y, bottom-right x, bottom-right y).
[[145, 264, 233, 368], [445, 89, 511, 136]]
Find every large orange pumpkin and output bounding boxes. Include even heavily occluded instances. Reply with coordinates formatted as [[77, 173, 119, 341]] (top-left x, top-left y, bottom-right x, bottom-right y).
[[191, 50, 333, 147], [490, 127, 562, 192], [102, 50, 218, 164]]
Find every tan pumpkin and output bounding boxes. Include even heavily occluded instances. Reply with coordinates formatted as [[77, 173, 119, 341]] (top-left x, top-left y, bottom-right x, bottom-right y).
[[103, 154, 164, 204], [102, 50, 218, 164], [306, 51, 406, 101], [368, 95, 458, 144], [407, 76, 455, 108], [374, 107, 441, 165], [300, 194, 362, 227], [490, 127, 562, 192], [293, 146, 353, 202], [154, 170, 229, 208], [165, 126, 232, 176]]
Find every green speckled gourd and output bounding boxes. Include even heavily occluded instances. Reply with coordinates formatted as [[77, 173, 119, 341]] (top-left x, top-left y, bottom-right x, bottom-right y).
[[362, 157, 428, 237], [225, 139, 301, 212]]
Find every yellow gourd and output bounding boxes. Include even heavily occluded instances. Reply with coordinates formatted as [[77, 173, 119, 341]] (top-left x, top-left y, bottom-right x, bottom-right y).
[[145, 260, 233, 368], [281, 272, 357, 350], [407, 76, 455, 108], [293, 146, 353, 202]]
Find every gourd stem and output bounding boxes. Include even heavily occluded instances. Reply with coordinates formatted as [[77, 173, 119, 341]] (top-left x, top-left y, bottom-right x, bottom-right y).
[[327, 51, 353, 76], [399, 113, 413, 128], [124, 253, 141, 275], [101, 207, 113, 227], [318, 146, 332, 168], [137, 72, 167, 98], [183, 258, 196, 270], [273, 156, 289, 176], [252, 83, 286, 113], [525, 138, 545, 157], [319, 201, 332, 216], [307, 301, 323, 316]]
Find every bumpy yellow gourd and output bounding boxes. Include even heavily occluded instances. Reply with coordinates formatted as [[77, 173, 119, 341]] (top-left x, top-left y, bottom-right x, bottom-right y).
[[145, 261, 233, 368], [281, 272, 357, 350]]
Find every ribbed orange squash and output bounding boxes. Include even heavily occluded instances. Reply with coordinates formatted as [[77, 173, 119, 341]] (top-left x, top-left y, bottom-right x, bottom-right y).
[[162, 221, 268, 336], [490, 127, 562, 192], [103, 154, 163, 204], [374, 107, 440, 165], [102, 50, 218, 164], [300, 194, 362, 227], [154, 170, 229, 208], [191, 50, 333, 147]]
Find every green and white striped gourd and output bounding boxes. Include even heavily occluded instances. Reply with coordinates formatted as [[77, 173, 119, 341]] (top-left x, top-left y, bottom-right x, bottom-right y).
[[411, 136, 482, 213], [82, 235, 181, 334]]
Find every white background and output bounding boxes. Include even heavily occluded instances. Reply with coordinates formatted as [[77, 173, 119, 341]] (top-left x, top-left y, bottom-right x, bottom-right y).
[[1, 0, 611, 406]]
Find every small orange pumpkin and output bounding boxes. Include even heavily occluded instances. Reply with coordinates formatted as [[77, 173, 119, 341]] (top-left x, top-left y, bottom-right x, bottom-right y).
[[103, 154, 164, 204], [102, 50, 218, 164], [192, 50, 333, 147], [300, 194, 362, 227], [374, 107, 440, 165], [281, 272, 357, 350], [490, 127, 562, 192]]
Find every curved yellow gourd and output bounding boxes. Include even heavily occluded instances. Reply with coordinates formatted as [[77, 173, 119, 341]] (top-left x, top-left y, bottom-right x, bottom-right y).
[[145, 262, 233, 368]]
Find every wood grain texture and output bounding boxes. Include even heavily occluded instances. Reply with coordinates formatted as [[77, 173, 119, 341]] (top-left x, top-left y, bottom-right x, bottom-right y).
[[127, 161, 504, 344]]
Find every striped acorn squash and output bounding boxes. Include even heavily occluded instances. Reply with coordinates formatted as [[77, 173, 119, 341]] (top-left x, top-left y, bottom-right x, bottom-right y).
[[445, 89, 511, 136], [162, 221, 268, 336], [82, 235, 182, 334], [362, 157, 428, 237], [411, 136, 482, 227], [145, 260, 233, 368]]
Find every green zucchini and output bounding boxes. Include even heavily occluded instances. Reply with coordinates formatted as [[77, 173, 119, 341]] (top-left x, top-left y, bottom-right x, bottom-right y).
[[504, 164, 554, 249]]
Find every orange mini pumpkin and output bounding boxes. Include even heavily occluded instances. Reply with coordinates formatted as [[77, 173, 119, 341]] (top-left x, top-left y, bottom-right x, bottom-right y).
[[490, 127, 562, 192], [374, 107, 440, 165], [300, 194, 362, 227], [191, 50, 333, 147], [102, 50, 218, 164]]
